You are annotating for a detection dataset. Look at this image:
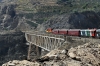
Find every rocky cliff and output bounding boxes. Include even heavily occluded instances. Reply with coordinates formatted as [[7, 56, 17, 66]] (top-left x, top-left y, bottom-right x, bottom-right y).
[[1, 4, 18, 29], [0, 32, 28, 65], [43, 11, 100, 30]]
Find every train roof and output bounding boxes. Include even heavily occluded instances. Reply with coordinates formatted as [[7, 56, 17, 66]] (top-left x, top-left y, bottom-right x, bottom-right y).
[[68, 29, 80, 31], [59, 29, 68, 31], [96, 29, 100, 32], [80, 29, 96, 31]]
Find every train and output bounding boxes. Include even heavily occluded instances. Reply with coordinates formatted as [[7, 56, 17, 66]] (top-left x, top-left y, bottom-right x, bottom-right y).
[[46, 28, 100, 38]]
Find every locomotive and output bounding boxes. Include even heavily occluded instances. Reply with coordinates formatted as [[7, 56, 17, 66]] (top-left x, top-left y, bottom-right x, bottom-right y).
[[46, 28, 100, 38]]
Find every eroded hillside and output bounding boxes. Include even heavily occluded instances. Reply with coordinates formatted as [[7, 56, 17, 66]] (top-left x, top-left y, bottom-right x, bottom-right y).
[[43, 11, 100, 30], [0, 0, 100, 31]]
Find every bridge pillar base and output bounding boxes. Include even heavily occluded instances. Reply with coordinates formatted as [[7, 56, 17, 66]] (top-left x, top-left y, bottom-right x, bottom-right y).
[[27, 43, 42, 60], [36, 46, 41, 57]]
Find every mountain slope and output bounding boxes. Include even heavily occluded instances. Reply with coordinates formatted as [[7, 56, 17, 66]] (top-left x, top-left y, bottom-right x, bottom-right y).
[[43, 11, 100, 30], [1, 0, 100, 31]]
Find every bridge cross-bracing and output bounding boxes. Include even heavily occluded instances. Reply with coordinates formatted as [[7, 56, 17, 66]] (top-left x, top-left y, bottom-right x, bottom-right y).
[[25, 33, 65, 51]]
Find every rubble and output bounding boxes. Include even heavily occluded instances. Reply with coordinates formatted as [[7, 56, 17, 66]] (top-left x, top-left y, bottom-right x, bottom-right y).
[[68, 42, 100, 66], [2, 60, 41, 66]]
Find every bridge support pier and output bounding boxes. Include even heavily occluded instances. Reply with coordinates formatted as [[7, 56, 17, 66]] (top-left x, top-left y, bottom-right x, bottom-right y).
[[36, 46, 41, 57], [27, 43, 32, 60], [27, 43, 42, 60]]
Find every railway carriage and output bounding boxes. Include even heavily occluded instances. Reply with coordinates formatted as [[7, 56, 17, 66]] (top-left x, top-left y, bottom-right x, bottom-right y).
[[67, 29, 80, 36], [90, 29, 96, 37], [80, 29, 96, 37], [52, 29, 59, 34], [59, 29, 68, 35], [96, 29, 100, 38]]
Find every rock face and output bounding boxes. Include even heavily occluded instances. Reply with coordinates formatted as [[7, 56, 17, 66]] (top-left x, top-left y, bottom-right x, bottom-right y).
[[0, 32, 28, 66], [43, 14, 70, 29], [68, 11, 100, 29], [68, 42, 100, 66], [1, 4, 16, 17], [0, 3, 19, 30], [43, 11, 100, 30]]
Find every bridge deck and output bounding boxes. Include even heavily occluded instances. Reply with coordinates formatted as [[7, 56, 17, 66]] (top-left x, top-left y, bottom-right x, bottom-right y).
[[25, 31, 65, 51]]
